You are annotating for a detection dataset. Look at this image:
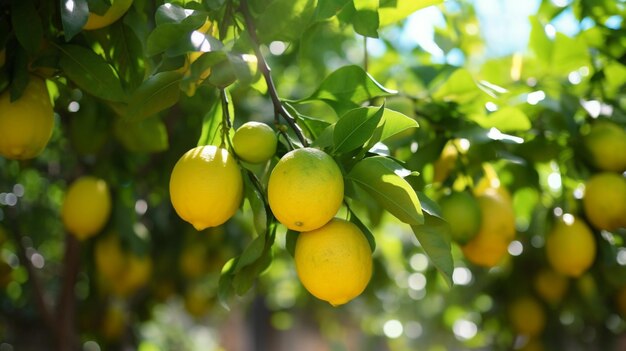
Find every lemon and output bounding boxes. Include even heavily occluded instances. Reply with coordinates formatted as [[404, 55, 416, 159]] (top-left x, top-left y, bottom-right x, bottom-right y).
[[61, 176, 112, 240], [461, 188, 515, 267], [169, 145, 243, 230], [545, 214, 596, 277], [83, 0, 133, 30], [583, 120, 626, 172], [433, 141, 458, 184], [508, 296, 546, 337], [295, 219, 372, 306], [0, 75, 54, 160], [179, 244, 209, 279], [582, 172, 626, 231], [95, 233, 126, 281], [101, 304, 127, 341], [111, 254, 152, 297], [233, 121, 278, 164], [439, 191, 482, 244], [533, 268, 569, 305], [268, 148, 344, 231]]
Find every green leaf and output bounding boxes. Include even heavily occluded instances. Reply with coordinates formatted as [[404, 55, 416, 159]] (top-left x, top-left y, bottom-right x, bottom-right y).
[[351, 0, 379, 38], [301, 65, 396, 114], [347, 208, 376, 252], [60, 0, 89, 41], [146, 5, 207, 56], [69, 97, 111, 155], [9, 48, 29, 102], [255, 0, 317, 43], [551, 33, 590, 75], [529, 17, 552, 65], [472, 106, 531, 132], [58, 44, 125, 102], [218, 258, 237, 310], [378, 0, 443, 27], [348, 156, 424, 225], [334, 106, 384, 154], [12, 0, 43, 54], [366, 108, 419, 148], [235, 236, 265, 272], [126, 71, 183, 121], [108, 23, 145, 91], [432, 68, 481, 103], [411, 213, 453, 287], [315, 0, 350, 20], [86, 0, 112, 16], [284, 102, 332, 139], [198, 99, 223, 147], [113, 116, 169, 153]]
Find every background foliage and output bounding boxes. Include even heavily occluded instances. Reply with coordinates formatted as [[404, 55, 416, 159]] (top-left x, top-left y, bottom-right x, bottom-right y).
[[0, 0, 626, 350]]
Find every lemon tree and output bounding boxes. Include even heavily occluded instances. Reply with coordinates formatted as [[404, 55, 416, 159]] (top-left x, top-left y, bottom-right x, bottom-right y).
[[1, 0, 626, 350]]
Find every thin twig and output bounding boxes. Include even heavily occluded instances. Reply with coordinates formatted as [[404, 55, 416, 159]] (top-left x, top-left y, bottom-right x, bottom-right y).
[[239, 0, 309, 147]]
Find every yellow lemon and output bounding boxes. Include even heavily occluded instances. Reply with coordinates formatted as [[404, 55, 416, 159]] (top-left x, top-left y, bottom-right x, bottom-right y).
[[461, 188, 515, 267], [545, 214, 596, 277], [111, 254, 152, 297], [95, 233, 126, 281], [583, 120, 626, 172], [268, 148, 344, 231], [233, 121, 277, 164], [61, 176, 112, 240], [508, 296, 546, 337], [0, 75, 54, 160], [101, 304, 127, 341], [433, 141, 458, 183], [582, 172, 626, 231], [295, 219, 372, 306], [83, 0, 133, 30], [439, 191, 482, 244], [533, 268, 569, 305], [179, 244, 209, 279], [169, 145, 243, 230]]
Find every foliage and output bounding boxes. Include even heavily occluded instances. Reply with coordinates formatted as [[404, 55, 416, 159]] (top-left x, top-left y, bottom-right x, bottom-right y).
[[0, 0, 625, 350]]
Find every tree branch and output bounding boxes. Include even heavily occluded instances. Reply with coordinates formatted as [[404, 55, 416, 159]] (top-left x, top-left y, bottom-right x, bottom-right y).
[[57, 233, 80, 351], [239, 0, 309, 147]]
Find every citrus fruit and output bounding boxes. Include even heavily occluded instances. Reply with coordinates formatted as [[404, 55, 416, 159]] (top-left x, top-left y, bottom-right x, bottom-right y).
[[508, 296, 546, 337], [61, 176, 112, 240], [295, 218, 372, 306], [439, 191, 482, 244], [533, 268, 569, 305], [111, 254, 152, 297], [83, 0, 133, 30], [232, 121, 277, 164], [169, 145, 243, 230], [433, 141, 458, 184], [582, 120, 626, 172], [0, 75, 54, 160], [95, 233, 126, 281], [582, 172, 626, 231], [101, 303, 127, 341], [268, 147, 343, 231], [461, 188, 515, 267], [545, 214, 596, 277]]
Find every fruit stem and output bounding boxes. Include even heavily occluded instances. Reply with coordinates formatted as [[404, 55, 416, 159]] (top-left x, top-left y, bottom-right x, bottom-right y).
[[239, 0, 309, 147], [219, 88, 233, 149]]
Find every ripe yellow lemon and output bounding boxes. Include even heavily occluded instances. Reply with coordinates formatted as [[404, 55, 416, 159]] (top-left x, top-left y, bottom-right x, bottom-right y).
[[295, 219, 372, 306], [582, 172, 626, 231], [545, 214, 596, 277], [508, 296, 546, 337], [0, 75, 54, 160], [83, 0, 133, 30], [433, 141, 458, 183], [233, 121, 277, 164], [268, 148, 343, 231], [101, 304, 127, 341], [169, 145, 243, 230], [533, 268, 569, 305], [95, 233, 126, 280], [583, 120, 626, 172], [111, 254, 152, 297], [461, 188, 515, 267], [439, 191, 482, 244], [61, 176, 112, 240]]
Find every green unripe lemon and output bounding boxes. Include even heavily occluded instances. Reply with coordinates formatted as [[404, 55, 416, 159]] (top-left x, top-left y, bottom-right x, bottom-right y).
[[440, 191, 482, 244], [232, 121, 277, 164]]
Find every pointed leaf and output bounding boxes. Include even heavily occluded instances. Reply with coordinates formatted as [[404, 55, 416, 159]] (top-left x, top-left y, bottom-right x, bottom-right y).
[[334, 106, 384, 154], [411, 213, 453, 287], [472, 106, 531, 132], [58, 44, 125, 102], [348, 208, 376, 252], [351, 0, 379, 38], [12, 0, 43, 53], [348, 156, 423, 225], [285, 230, 299, 257], [379, 0, 443, 27], [60, 0, 89, 41], [300, 65, 396, 114], [126, 71, 183, 121], [366, 108, 418, 148], [432, 68, 480, 103]]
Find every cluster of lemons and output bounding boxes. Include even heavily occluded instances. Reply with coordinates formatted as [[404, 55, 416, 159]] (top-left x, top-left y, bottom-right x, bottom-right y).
[[169, 121, 373, 306]]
